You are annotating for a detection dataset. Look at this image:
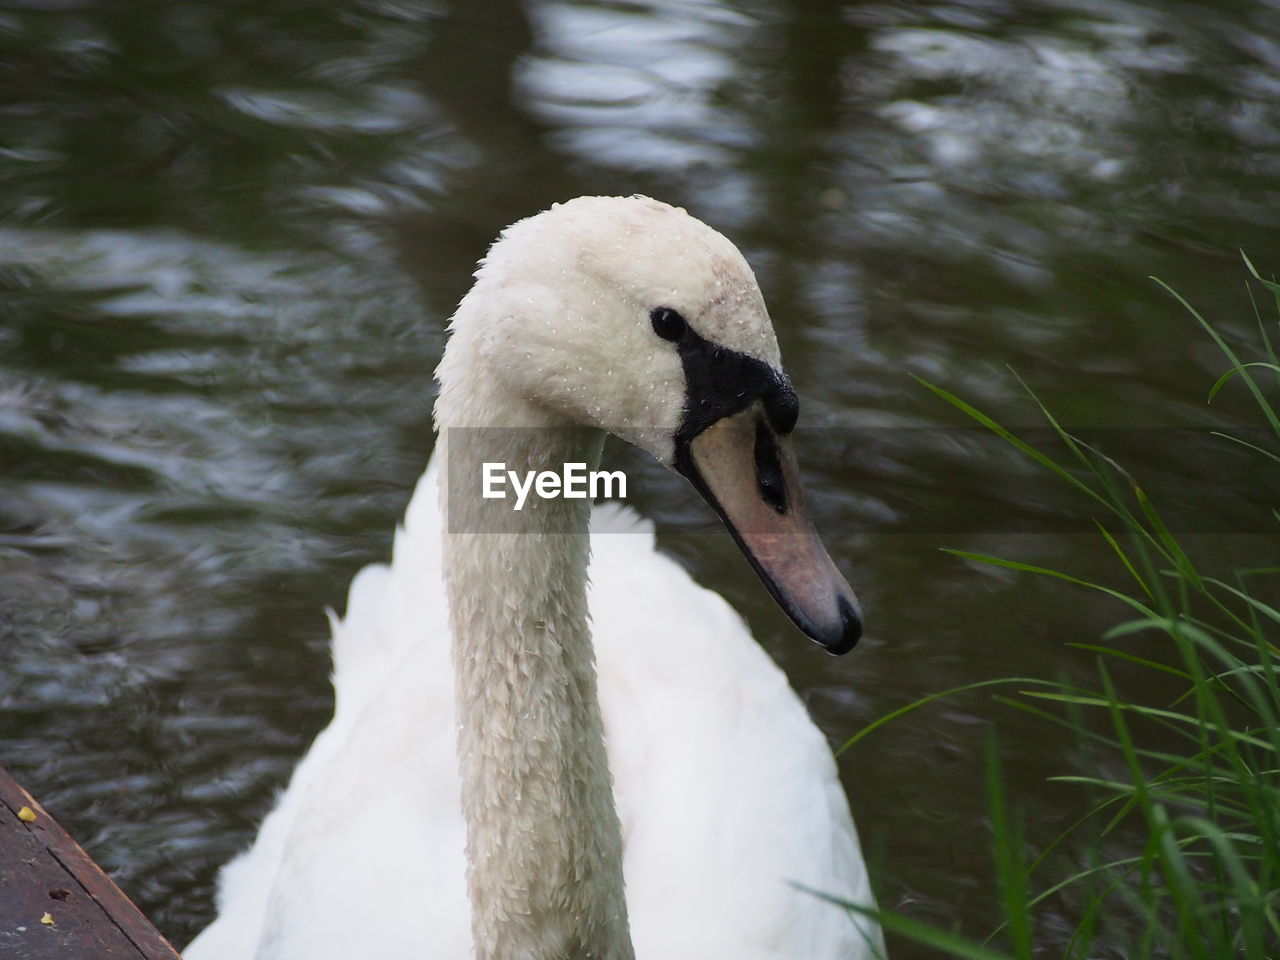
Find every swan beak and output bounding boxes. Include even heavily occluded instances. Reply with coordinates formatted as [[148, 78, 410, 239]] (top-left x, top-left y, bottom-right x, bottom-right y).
[[675, 405, 863, 654]]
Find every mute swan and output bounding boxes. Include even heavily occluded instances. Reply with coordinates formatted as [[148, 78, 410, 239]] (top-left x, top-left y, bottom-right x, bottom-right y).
[[186, 196, 882, 960]]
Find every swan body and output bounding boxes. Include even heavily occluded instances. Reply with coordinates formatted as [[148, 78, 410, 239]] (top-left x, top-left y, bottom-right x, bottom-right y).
[[186, 196, 881, 960]]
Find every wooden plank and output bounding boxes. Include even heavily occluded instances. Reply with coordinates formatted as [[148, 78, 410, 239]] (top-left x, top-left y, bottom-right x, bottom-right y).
[[0, 765, 183, 959]]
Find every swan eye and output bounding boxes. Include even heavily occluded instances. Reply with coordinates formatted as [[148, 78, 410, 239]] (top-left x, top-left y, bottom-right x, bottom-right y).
[[650, 307, 687, 342]]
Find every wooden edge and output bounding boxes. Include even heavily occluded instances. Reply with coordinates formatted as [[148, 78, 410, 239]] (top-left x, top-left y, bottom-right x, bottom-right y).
[[0, 764, 184, 959]]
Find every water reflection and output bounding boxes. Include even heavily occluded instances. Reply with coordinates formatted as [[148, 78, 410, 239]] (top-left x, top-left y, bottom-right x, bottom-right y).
[[2, 0, 1278, 955]]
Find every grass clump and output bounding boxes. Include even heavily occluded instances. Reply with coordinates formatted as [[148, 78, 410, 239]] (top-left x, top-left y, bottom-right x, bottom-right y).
[[849, 257, 1280, 958]]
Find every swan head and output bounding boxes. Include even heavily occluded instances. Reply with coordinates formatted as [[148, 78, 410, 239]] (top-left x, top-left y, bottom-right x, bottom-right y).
[[440, 195, 862, 653]]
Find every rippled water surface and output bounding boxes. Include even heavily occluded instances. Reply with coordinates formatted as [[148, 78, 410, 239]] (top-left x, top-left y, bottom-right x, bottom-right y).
[[3, 1, 1279, 955]]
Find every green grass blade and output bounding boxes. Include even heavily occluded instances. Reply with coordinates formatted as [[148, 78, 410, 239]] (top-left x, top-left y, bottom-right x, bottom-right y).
[[1207, 362, 1280, 402], [1152, 275, 1280, 437], [984, 733, 1033, 958], [941, 550, 1160, 618], [1209, 429, 1280, 467], [1095, 520, 1154, 600], [834, 677, 1053, 755]]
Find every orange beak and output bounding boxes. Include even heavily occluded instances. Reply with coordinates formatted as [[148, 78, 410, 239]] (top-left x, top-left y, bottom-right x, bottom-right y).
[[675, 404, 862, 654]]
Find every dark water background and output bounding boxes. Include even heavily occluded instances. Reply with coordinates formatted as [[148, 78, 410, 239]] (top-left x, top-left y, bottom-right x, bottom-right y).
[[2, 0, 1278, 955]]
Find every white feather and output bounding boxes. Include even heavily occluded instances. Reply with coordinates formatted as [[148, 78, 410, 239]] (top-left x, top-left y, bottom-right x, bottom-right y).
[[187, 460, 879, 959]]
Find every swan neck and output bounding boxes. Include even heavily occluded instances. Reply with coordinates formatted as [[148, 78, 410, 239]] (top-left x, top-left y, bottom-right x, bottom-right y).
[[436, 357, 634, 960]]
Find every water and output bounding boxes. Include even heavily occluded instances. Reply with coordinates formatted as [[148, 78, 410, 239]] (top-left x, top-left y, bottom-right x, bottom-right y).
[[2, 0, 1278, 954]]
